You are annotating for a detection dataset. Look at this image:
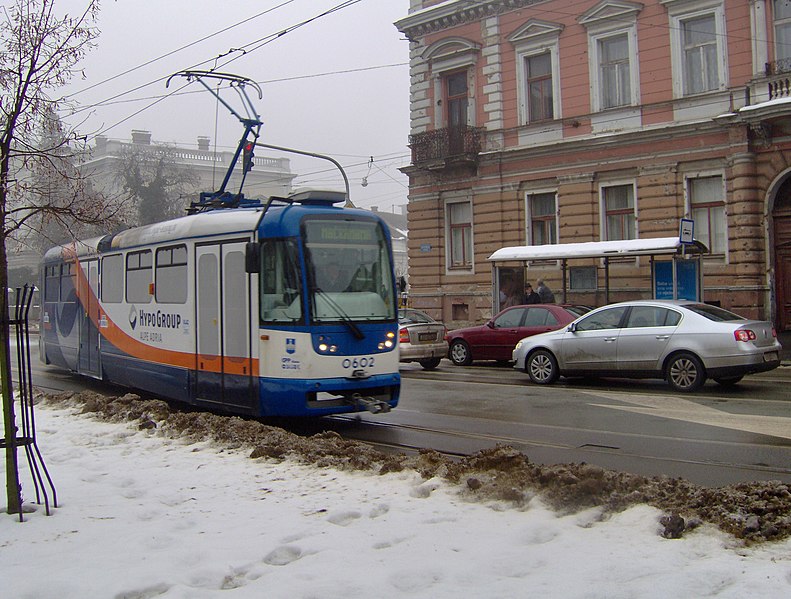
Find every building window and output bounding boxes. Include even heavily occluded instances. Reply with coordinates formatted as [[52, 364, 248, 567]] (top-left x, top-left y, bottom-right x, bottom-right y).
[[445, 70, 468, 129], [570, 266, 597, 291], [598, 33, 631, 109], [774, 0, 791, 62], [688, 175, 726, 254], [447, 200, 473, 269], [602, 184, 636, 241], [527, 192, 557, 245], [581, 2, 640, 113], [668, 3, 726, 97], [525, 52, 553, 122], [682, 15, 718, 94], [509, 19, 563, 126]]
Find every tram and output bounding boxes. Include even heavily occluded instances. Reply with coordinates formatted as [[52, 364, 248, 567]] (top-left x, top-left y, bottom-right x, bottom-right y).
[[39, 189, 400, 416]]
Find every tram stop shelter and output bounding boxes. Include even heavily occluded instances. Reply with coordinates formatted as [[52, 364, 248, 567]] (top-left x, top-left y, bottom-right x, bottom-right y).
[[487, 236, 709, 311]]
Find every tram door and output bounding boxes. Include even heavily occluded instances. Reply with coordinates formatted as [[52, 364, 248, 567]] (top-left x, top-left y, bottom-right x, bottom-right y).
[[195, 241, 255, 413], [77, 259, 101, 378]]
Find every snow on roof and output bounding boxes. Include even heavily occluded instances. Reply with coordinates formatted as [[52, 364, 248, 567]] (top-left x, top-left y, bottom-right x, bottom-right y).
[[488, 237, 708, 262]]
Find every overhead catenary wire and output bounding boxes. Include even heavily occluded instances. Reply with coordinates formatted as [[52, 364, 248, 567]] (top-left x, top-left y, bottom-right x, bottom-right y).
[[68, 0, 366, 139]]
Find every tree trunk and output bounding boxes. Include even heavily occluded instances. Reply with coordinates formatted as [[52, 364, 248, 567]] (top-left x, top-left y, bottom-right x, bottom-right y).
[[0, 237, 22, 515]]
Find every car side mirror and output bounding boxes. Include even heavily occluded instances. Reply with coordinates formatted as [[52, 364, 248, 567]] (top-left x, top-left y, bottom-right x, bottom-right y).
[[568, 322, 577, 333], [486, 320, 495, 329]]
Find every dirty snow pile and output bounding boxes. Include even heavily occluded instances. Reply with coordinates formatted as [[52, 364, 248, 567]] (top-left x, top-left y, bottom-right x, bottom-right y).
[[1, 392, 790, 598]]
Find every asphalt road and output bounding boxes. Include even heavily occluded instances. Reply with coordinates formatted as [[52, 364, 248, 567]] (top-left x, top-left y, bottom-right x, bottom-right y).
[[15, 332, 791, 488], [375, 361, 791, 486]]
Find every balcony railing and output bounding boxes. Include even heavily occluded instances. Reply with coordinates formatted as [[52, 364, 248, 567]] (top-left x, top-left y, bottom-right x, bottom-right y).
[[409, 125, 484, 167], [764, 60, 791, 100]]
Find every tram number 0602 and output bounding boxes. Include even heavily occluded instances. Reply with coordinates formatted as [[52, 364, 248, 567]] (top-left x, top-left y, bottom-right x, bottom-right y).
[[341, 357, 375, 369]]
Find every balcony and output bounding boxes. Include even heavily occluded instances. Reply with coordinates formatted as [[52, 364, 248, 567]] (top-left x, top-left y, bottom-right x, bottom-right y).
[[409, 125, 484, 170], [765, 60, 791, 100]]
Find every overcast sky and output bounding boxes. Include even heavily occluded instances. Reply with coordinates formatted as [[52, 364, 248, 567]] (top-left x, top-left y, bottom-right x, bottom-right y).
[[58, 0, 412, 211]]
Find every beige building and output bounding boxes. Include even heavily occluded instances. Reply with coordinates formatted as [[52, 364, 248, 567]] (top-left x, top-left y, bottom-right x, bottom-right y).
[[396, 0, 791, 331]]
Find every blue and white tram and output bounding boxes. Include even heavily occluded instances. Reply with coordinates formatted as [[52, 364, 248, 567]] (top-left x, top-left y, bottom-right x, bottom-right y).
[[39, 190, 400, 417]]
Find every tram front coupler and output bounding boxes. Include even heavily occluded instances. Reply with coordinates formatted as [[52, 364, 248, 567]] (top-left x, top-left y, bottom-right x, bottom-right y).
[[348, 393, 391, 414]]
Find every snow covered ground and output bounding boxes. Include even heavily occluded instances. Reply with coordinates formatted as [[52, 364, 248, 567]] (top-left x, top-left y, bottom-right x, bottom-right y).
[[3, 399, 791, 598]]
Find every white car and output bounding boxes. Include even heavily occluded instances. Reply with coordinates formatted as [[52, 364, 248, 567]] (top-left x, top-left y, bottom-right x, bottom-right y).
[[513, 300, 782, 391]]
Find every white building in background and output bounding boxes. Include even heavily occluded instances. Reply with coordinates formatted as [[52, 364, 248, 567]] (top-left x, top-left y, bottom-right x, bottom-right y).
[[82, 130, 296, 204]]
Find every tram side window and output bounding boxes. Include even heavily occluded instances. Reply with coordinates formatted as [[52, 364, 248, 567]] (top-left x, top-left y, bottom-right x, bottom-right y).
[[155, 245, 187, 304], [126, 250, 153, 304], [44, 265, 59, 302], [60, 263, 76, 302], [101, 255, 123, 303], [260, 239, 303, 324]]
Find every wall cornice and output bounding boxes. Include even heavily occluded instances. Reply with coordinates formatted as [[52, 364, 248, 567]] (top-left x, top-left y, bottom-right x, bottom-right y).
[[395, 0, 546, 40]]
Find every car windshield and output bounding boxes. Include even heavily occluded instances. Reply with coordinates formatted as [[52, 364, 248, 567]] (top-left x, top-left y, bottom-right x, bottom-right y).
[[684, 303, 745, 322]]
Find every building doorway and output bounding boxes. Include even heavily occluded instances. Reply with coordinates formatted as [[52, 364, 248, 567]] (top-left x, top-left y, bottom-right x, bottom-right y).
[[773, 178, 791, 331]]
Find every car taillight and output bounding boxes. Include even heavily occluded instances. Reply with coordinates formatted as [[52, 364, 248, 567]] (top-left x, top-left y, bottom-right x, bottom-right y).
[[734, 329, 756, 342], [399, 328, 410, 343]]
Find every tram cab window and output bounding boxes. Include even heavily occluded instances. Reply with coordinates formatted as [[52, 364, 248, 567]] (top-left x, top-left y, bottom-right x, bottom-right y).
[[101, 255, 123, 303], [126, 250, 153, 304], [260, 239, 303, 324], [303, 218, 396, 322]]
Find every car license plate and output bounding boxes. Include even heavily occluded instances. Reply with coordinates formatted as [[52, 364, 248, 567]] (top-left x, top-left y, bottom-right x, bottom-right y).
[[764, 351, 779, 362], [418, 332, 436, 342]]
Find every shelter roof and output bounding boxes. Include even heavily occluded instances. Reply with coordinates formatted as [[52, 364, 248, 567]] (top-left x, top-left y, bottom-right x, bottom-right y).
[[488, 237, 708, 262]]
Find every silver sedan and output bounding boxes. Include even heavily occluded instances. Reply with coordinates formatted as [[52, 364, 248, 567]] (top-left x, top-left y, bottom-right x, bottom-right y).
[[512, 300, 782, 392]]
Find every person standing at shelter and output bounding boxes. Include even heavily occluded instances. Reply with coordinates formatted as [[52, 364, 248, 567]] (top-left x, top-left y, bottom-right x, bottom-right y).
[[536, 279, 555, 303], [524, 283, 541, 304]]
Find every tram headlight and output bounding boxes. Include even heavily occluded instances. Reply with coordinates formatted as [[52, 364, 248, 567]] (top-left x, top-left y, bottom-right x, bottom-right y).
[[378, 331, 396, 350], [317, 337, 338, 353]]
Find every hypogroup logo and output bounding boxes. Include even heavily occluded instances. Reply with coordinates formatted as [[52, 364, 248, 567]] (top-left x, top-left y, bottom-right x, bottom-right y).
[[286, 338, 296, 354]]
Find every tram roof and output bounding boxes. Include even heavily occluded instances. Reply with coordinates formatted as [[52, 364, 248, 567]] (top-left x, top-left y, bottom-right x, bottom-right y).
[[488, 237, 709, 262], [41, 196, 384, 263]]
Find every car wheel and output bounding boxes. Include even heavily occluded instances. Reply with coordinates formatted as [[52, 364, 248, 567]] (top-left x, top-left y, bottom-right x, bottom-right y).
[[666, 353, 706, 392], [713, 375, 743, 387], [419, 357, 442, 370], [526, 349, 559, 385], [449, 340, 473, 366]]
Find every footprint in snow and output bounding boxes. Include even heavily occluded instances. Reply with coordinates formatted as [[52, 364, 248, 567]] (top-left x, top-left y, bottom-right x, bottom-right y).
[[263, 545, 303, 566], [326, 510, 362, 526]]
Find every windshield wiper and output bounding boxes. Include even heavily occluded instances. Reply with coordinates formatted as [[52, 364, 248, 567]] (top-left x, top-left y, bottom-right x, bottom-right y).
[[314, 288, 365, 339]]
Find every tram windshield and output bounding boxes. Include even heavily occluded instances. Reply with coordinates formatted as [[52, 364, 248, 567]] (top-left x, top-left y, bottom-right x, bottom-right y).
[[303, 217, 396, 324]]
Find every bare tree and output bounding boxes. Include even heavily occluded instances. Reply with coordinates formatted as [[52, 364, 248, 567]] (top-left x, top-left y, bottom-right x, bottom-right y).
[[115, 143, 198, 226], [1, 0, 109, 515]]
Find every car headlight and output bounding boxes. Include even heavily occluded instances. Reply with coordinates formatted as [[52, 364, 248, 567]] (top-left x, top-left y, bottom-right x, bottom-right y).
[[515, 340, 523, 351]]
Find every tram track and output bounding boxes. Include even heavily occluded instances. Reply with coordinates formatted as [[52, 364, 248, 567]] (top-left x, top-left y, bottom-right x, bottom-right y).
[[323, 413, 791, 482]]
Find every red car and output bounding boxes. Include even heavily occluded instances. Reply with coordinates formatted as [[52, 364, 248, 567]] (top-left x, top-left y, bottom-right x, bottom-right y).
[[446, 304, 590, 366]]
